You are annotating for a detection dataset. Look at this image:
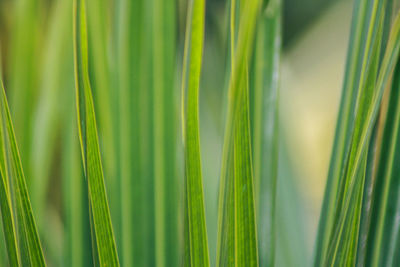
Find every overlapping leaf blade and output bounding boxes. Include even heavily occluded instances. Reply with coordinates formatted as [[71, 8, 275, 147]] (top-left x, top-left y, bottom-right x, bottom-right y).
[[0, 78, 46, 266], [73, 0, 119, 265], [0, 82, 20, 267], [316, 0, 400, 264], [366, 58, 400, 267], [217, 0, 260, 266]]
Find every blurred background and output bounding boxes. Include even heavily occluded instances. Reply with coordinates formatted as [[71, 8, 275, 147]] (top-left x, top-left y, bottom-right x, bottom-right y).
[[0, 0, 352, 265]]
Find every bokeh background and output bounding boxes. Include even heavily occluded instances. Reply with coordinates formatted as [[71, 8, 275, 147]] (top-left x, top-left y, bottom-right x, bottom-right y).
[[0, 0, 353, 265]]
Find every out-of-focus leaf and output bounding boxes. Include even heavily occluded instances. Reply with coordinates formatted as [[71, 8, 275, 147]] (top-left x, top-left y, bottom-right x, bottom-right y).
[[251, 0, 281, 266]]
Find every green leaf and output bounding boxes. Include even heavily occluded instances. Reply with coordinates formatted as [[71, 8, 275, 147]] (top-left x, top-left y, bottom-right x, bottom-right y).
[[217, 0, 260, 266], [365, 54, 400, 267], [319, 3, 400, 265], [314, 0, 387, 264], [181, 0, 210, 265], [0, 84, 20, 267], [251, 1, 281, 266], [0, 78, 46, 266], [73, 0, 120, 265]]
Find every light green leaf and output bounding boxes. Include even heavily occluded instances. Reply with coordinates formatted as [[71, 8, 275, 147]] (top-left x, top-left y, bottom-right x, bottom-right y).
[[73, 0, 120, 265], [181, 0, 210, 265], [320, 3, 400, 265], [0, 78, 46, 266], [251, 1, 281, 266], [217, 0, 260, 266], [0, 83, 20, 267]]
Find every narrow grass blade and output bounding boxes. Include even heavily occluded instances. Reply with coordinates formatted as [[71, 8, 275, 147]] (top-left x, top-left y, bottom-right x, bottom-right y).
[[0, 78, 46, 266], [251, 1, 281, 266], [0, 86, 20, 267], [217, 0, 260, 265], [365, 59, 400, 267], [152, 0, 178, 266], [314, 0, 387, 264], [323, 6, 400, 266], [181, 0, 210, 265], [86, 0, 117, 213], [73, 0, 120, 265], [114, 0, 134, 264]]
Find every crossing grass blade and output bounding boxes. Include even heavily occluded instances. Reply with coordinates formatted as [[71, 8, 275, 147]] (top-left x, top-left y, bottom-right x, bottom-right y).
[[217, 0, 260, 266], [73, 0, 120, 265], [317, 1, 400, 264], [181, 0, 210, 265], [0, 78, 46, 266], [251, 0, 281, 266], [365, 58, 400, 267], [314, 0, 388, 264], [0, 84, 20, 267]]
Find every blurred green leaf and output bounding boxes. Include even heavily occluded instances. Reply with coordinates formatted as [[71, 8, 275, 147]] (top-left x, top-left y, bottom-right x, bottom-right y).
[[251, 0, 281, 266]]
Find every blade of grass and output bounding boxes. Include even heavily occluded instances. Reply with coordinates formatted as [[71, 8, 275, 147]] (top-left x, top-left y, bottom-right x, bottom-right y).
[[0, 78, 45, 266], [251, 1, 281, 266], [0, 47, 20, 267], [0, 85, 20, 267], [314, 0, 387, 264], [324, 3, 385, 264], [217, 0, 260, 265], [85, 0, 117, 226], [152, 0, 178, 266], [324, 6, 400, 266], [73, 0, 120, 265], [366, 58, 400, 267], [181, 0, 210, 265], [115, 0, 134, 264]]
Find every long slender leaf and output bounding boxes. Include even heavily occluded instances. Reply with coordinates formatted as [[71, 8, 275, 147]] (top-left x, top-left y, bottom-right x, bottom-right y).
[[181, 0, 210, 265], [314, 0, 388, 264], [251, 1, 281, 266], [366, 57, 400, 267], [152, 0, 178, 266], [217, 0, 260, 265], [0, 82, 20, 267], [0, 78, 46, 266], [322, 6, 400, 265], [73, 0, 120, 265]]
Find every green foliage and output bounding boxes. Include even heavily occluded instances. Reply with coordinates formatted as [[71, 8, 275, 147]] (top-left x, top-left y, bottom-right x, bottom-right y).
[[315, 0, 400, 266], [217, 0, 262, 266], [73, 0, 119, 265], [251, 0, 281, 266], [181, 0, 210, 265], [0, 77, 45, 266], [5, 0, 400, 266]]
